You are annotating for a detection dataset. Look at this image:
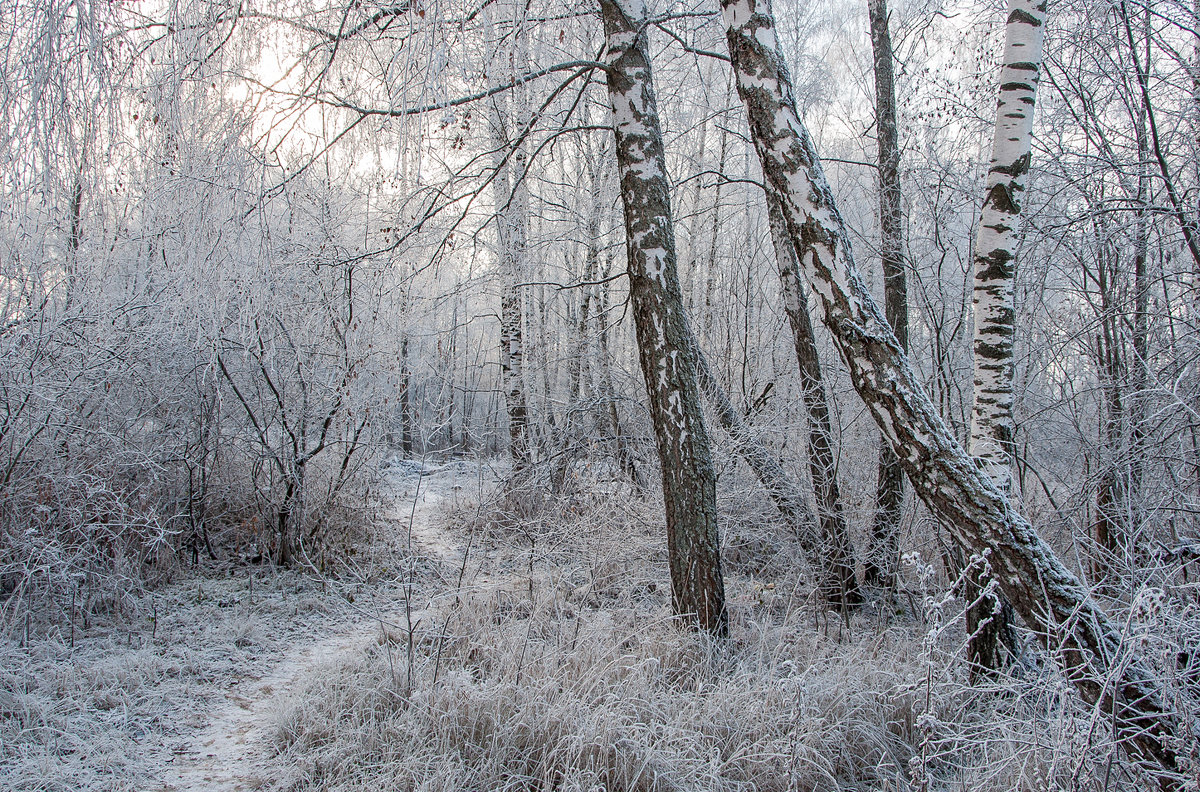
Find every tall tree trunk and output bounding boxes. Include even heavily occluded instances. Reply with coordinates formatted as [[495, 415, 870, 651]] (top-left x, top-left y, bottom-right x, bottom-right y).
[[399, 331, 414, 456], [765, 195, 860, 606], [704, 124, 729, 343], [719, 0, 1180, 781], [490, 6, 533, 477], [1093, 243, 1127, 583], [962, 0, 1043, 680], [1128, 29, 1151, 536], [601, 0, 726, 634], [864, 0, 908, 589]]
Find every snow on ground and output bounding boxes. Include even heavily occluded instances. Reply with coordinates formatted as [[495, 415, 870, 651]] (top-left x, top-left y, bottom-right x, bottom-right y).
[[0, 459, 495, 792]]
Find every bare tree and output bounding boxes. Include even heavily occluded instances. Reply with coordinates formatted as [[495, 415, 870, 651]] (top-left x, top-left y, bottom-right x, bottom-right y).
[[959, 0, 1048, 680], [765, 194, 860, 607], [719, 0, 1182, 781], [864, 0, 908, 589], [488, 3, 534, 479], [600, 0, 726, 634]]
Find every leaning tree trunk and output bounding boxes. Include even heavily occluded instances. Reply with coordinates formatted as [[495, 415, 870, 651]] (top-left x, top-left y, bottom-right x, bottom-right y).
[[690, 331, 857, 607], [864, 0, 908, 589], [765, 195, 860, 607], [719, 0, 1180, 782], [601, 0, 726, 634], [962, 0, 1044, 681]]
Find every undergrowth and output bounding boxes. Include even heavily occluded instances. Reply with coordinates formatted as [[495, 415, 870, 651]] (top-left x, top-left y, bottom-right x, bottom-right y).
[[268, 463, 1194, 791]]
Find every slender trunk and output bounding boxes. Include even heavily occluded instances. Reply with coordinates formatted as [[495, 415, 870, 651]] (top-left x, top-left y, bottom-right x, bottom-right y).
[[1119, 0, 1200, 275], [704, 125, 729, 342], [720, 0, 1180, 780], [1121, 2, 1151, 548], [962, 0, 1044, 680], [537, 282, 557, 433], [1093, 250, 1127, 583], [277, 465, 302, 566], [602, 0, 726, 633], [766, 194, 860, 606], [1129, 63, 1150, 528], [865, 0, 908, 589], [597, 255, 640, 486], [571, 240, 596, 410], [490, 7, 533, 476], [684, 110, 709, 317], [400, 332, 414, 456]]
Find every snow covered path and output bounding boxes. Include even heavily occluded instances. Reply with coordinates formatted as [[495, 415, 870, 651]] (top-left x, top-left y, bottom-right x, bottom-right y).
[[159, 460, 491, 791]]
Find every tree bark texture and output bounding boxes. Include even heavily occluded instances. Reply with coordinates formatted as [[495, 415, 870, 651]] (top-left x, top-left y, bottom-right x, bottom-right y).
[[765, 194, 860, 606], [602, 0, 726, 634], [865, 0, 908, 589], [489, 12, 533, 477], [970, 0, 1044, 489], [963, 0, 1045, 680], [719, 0, 1180, 780]]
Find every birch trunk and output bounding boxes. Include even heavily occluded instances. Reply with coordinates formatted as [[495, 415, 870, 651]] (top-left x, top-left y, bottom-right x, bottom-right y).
[[719, 0, 1180, 780], [490, 8, 533, 477], [963, 0, 1045, 680], [970, 0, 1043, 491], [765, 194, 860, 606], [865, 0, 907, 589], [602, 0, 726, 633]]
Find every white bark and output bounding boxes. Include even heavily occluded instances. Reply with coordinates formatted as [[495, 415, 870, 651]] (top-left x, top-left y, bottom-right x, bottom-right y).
[[489, 3, 533, 475], [602, 0, 726, 633], [718, 0, 1181, 781], [970, 0, 1046, 491], [960, 0, 1046, 680]]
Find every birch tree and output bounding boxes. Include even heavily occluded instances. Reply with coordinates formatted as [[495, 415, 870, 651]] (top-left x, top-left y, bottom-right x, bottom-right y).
[[489, 5, 534, 479], [601, 0, 726, 634], [970, 0, 1045, 494], [718, 0, 1182, 781], [957, 0, 1048, 680]]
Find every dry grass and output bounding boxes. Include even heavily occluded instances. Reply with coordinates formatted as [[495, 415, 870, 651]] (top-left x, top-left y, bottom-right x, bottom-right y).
[[2, 461, 1194, 792], [0, 568, 366, 791], [266, 466, 1188, 792]]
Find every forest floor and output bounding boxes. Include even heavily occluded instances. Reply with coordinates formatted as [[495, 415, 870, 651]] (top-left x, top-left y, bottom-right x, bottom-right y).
[[0, 459, 495, 792], [2, 458, 1168, 791]]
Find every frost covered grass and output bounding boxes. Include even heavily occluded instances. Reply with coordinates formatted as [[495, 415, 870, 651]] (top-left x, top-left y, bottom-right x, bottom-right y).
[[2, 462, 1194, 791], [0, 568, 365, 791], [267, 470, 1190, 792]]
